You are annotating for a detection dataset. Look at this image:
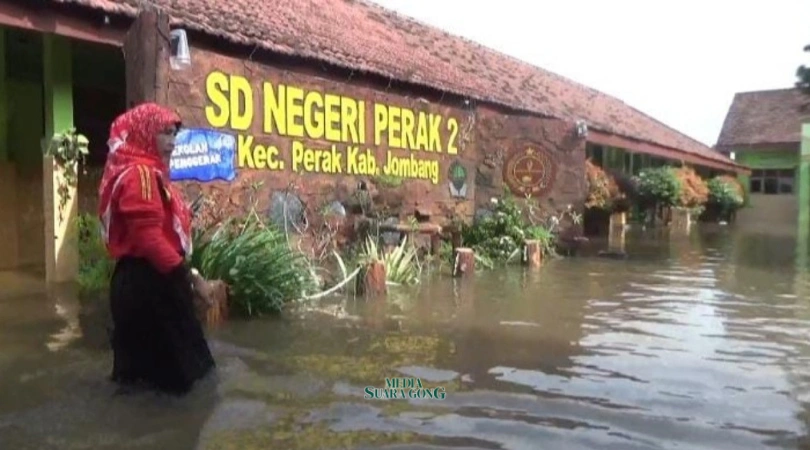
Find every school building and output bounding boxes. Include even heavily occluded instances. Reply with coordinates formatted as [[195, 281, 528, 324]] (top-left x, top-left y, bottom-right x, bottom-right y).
[[0, 0, 745, 284], [715, 88, 810, 235]]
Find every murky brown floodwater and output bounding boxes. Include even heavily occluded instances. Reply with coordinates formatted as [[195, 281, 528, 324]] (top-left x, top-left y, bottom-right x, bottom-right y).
[[2, 226, 810, 450]]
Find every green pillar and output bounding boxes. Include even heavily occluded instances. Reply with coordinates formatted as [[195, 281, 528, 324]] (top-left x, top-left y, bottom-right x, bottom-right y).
[[0, 28, 7, 162], [43, 35, 73, 140], [799, 124, 810, 235], [42, 34, 77, 283], [798, 124, 810, 269]]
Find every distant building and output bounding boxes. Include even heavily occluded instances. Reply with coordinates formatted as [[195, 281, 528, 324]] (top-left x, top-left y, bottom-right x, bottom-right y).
[[716, 88, 810, 232]]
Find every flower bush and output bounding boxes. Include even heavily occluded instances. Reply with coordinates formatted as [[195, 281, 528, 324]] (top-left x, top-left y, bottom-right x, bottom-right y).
[[673, 166, 709, 209], [585, 160, 624, 211]]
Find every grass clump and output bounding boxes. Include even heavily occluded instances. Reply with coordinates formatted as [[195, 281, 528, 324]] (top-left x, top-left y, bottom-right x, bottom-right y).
[[357, 236, 421, 286], [190, 213, 314, 317]]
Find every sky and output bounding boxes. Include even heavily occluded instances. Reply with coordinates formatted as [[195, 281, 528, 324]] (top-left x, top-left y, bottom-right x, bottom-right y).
[[369, 0, 810, 147]]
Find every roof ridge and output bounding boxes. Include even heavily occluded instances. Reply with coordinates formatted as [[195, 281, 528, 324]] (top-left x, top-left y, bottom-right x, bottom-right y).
[[734, 86, 801, 95]]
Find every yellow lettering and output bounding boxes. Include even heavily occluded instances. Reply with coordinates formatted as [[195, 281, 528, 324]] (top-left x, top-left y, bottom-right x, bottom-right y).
[[382, 151, 440, 184], [205, 71, 229, 128], [347, 146, 378, 175], [303, 91, 324, 139], [236, 134, 283, 170], [447, 118, 459, 155], [415, 112, 429, 151], [229, 75, 253, 131], [266, 145, 281, 170], [292, 141, 305, 173], [286, 86, 305, 138], [401, 108, 415, 150], [388, 106, 402, 148], [253, 144, 267, 169], [324, 94, 341, 142], [291, 141, 343, 174], [263, 82, 286, 135], [341, 97, 359, 143], [358, 101, 366, 144], [237, 134, 255, 168], [429, 114, 442, 152], [374, 104, 388, 146]]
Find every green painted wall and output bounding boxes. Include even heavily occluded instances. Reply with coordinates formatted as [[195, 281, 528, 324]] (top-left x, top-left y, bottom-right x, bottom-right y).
[[7, 80, 44, 167], [735, 149, 798, 169], [43, 35, 73, 141], [732, 148, 798, 201], [3, 28, 44, 167]]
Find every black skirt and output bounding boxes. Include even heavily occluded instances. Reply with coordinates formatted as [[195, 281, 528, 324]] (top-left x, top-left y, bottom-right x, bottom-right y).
[[109, 257, 215, 395]]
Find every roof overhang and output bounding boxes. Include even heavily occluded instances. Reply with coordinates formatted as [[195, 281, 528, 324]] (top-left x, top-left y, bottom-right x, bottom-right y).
[[715, 141, 800, 153], [0, 0, 124, 46], [589, 130, 751, 175]]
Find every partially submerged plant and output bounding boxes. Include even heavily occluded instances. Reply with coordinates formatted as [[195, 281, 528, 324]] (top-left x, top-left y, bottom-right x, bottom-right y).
[[358, 235, 421, 286], [190, 212, 314, 317], [674, 166, 709, 209], [707, 176, 745, 217], [461, 194, 564, 265], [634, 166, 682, 208], [585, 159, 624, 211]]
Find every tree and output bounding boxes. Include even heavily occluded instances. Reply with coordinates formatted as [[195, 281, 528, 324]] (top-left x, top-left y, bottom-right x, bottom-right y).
[[797, 44, 810, 95]]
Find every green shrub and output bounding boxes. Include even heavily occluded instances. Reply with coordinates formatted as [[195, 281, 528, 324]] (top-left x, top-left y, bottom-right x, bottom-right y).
[[635, 167, 682, 207], [707, 176, 744, 216], [461, 195, 555, 264], [75, 213, 114, 298], [190, 215, 314, 317]]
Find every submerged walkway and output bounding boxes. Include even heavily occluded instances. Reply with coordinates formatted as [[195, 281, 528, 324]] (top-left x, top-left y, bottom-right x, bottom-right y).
[[1, 228, 809, 449]]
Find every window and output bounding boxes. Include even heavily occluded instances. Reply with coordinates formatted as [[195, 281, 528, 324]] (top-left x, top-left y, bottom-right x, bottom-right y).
[[749, 169, 795, 195], [631, 153, 643, 175], [586, 144, 604, 167]]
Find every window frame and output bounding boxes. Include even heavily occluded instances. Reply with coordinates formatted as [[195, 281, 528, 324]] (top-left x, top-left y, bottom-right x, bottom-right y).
[[749, 168, 796, 195]]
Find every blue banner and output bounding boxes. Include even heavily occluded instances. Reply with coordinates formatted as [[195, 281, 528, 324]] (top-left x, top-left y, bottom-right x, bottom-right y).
[[169, 128, 237, 182]]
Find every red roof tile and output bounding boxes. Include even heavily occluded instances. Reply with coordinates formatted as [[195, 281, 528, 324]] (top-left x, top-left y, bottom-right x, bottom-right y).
[[53, 0, 740, 168], [716, 88, 810, 149]]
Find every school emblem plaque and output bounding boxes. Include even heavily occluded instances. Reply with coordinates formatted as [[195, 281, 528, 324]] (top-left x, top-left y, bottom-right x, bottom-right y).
[[503, 147, 557, 197], [447, 160, 468, 198]]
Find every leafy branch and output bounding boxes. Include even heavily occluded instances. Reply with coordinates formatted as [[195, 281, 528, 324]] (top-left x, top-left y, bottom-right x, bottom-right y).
[[44, 128, 89, 224], [796, 44, 810, 96]]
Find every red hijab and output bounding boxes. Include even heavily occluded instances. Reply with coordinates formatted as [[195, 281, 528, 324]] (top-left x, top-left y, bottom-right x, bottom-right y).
[[98, 103, 193, 255]]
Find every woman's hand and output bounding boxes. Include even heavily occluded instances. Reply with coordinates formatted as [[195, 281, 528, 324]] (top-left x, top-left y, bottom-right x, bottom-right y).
[[190, 268, 214, 306]]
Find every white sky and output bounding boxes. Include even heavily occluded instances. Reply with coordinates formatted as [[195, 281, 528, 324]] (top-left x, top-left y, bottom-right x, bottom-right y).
[[369, 0, 810, 147]]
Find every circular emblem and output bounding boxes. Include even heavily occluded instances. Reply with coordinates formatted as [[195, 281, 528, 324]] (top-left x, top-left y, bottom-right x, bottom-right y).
[[503, 147, 557, 197]]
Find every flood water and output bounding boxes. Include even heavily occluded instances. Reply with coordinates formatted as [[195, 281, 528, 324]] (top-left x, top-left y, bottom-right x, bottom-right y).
[[2, 226, 810, 449]]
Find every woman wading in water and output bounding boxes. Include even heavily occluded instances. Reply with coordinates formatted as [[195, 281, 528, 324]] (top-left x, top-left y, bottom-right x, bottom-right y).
[[98, 103, 215, 395]]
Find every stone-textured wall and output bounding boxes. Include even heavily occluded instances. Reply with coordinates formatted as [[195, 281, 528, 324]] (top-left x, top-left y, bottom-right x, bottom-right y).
[[163, 45, 586, 229], [474, 106, 587, 217]]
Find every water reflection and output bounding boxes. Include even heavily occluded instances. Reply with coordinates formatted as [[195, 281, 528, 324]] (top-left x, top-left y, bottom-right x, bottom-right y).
[[1, 226, 810, 449]]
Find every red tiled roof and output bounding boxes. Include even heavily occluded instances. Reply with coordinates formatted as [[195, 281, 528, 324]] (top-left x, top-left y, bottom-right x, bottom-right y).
[[53, 0, 741, 169], [716, 88, 810, 149]]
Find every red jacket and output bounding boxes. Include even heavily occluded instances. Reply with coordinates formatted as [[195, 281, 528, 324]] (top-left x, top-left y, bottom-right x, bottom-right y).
[[104, 165, 184, 274]]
